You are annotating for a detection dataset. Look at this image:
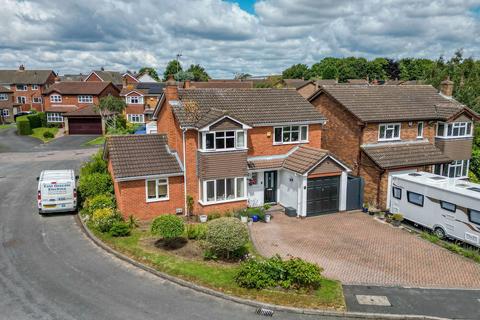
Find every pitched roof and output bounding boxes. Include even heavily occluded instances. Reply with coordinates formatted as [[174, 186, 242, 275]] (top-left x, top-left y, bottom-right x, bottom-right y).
[[0, 69, 55, 85], [46, 105, 78, 113], [0, 86, 12, 93], [247, 157, 285, 171], [189, 81, 253, 89], [361, 141, 452, 169], [120, 82, 166, 96], [90, 70, 123, 85], [284, 79, 312, 89], [171, 88, 326, 128], [43, 81, 116, 95], [63, 105, 101, 117], [106, 134, 183, 180], [312, 84, 476, 122], [59, 74, 86, 82]]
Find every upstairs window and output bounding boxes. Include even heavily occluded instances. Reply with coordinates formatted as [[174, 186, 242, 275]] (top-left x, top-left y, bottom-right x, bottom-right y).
[[436, 122, 472, 138], [16, 84, 27, 91], [78, 95, 93, 103], [202, 130, 246, 151], [126, 95, 144, 104], [378, 123, 400, 141], [0, 93, 8, 101], [17, 96, 26, 104], [32, 97, 42, 103], [32, 84, 39, 90], [274, 125, 308, 144], [50, 95, 62, 103], [127, 114, 145, 123], [417, 122, 424, 138]]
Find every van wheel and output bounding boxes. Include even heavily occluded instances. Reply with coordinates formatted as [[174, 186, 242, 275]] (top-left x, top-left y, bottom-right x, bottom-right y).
[[434, 227, 446, 239]]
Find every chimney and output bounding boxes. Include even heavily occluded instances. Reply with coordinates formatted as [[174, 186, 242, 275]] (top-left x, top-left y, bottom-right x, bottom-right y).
[[122, 76, 128, 88], [165, 74, 178, 99], [440, 77, 454, 97], [100, 66, 105, 71], [19, 64, 25, 71], [184, 79, 191, 89], [158, 74, 179, 151], [54, 75, 61, 83]]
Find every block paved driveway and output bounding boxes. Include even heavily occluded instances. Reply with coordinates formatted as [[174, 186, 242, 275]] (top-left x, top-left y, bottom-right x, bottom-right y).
[[250, 211, 480, 288]]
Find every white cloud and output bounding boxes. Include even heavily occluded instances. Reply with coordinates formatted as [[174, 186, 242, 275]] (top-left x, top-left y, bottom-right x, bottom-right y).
[[0, 0, 478, 77]]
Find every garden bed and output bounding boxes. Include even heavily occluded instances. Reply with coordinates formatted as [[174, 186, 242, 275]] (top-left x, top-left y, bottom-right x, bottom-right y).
[[30, 127, 59, 142]]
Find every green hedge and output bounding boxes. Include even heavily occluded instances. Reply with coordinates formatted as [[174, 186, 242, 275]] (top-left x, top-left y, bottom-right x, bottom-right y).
[[37, 112, 47, 127], [26, 113, 41, 129], [16, 116, 32, 135]]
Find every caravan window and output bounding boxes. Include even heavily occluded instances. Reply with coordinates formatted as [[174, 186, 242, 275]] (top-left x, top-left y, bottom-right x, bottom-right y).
[[407, 191, 424, 207], [468, 209, 480, 226], [440, 201, 456, 213], [392, 187, 402, 199]]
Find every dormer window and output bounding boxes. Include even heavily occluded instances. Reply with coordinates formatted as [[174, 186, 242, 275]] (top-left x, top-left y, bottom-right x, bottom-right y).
[[436, 121, 472, 138], [50, 94, 62, 103], [126, 95, 144, 104], [78, 95, 93, 103], [378, 123, 400, 141], [203, 130, 245, 150]]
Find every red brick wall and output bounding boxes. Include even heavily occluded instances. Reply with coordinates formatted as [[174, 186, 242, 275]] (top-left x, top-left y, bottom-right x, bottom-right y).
[[247, 124, 322, 156], [362, 122, 436, 144], [44, 94, 101, 110], [99, 84, 120, 98], [85, 73, 102, 82]]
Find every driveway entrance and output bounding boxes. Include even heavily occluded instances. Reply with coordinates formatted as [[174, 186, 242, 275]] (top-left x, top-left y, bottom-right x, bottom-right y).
[[250, 211, 480, 288]]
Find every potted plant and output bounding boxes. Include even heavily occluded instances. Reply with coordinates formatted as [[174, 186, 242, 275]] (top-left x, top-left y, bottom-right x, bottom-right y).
[[265, 214, 271, 223], [385, 213, 393, 223], [391, 213, 404, 227], [240, 211, 248, 223], [368, 204, 379, 216], [362, 203, 369, 213]]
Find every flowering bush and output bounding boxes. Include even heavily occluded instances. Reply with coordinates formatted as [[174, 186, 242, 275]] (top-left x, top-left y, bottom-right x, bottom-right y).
[[91, 208, 122, 232]]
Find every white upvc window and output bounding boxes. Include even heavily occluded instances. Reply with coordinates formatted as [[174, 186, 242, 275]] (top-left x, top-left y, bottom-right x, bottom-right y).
[[127, 114, 145, 123], [16, 84, 27, 91], [417, 121, 424, 138], [17, 96, 26, 104], [32, 84, 39, 90], [436, 121, 472, 138], [378, 123, 401, 141], [433, 160, 469, 178], [273, 125, 308, 144], [200, 130, 247, 151], [78, 95, 93, 103], [202, 177, 246, 204], [0, 93, 8, 101], [50, 94, 62, 103], [126, 95, 144, 104], [146, 178, 169, 202], [32, 97, 42, 103], [2, 109, 10, 116], [47, 112, 64, 123]]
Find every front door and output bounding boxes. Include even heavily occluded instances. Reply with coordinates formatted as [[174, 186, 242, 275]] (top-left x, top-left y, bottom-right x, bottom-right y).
[[264, 171, 277, 203]]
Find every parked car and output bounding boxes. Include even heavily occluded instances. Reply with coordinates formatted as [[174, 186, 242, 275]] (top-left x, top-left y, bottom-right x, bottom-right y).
[[13, 111, 32, 122], [37, 170, 77, 215]]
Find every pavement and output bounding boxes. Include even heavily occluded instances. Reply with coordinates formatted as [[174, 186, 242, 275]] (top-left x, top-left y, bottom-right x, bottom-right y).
[[0, 138, 360, 320], [250, 211, 480, 288]]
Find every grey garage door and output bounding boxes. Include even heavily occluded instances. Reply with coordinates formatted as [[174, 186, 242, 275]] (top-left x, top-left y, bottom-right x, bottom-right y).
[[306, 176, 340, 216], [68, 118, 102, 135]]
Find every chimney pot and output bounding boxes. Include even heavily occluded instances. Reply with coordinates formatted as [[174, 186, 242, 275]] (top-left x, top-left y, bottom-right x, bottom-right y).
[[440, 76, 454, 97], [184, 79, 191, 89], [19, 64, 25, 71], [166, 74, 176, 86]]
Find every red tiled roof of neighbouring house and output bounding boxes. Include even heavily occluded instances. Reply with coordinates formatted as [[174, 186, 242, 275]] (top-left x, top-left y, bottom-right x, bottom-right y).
[[0, 69, 55, 85], [44, 81, 116, 95]]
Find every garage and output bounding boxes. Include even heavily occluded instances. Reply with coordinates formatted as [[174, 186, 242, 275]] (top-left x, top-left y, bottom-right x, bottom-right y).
[[306, 176, 340, 215], [68, 118, 102, 134]]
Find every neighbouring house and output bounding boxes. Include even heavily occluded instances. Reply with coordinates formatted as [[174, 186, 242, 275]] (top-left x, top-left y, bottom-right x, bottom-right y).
[[134, 71, 158, 83], [284, 79, 338, 99], [84, 69, 132, 88], [120, 81, 165, 127], [105, 79, 354, 221], [43, 81, 120, 134], [0, 65, 56, 112], [0, 86, 19, 123], [59, 74, 86, 82], [187, 79, 253, 89], [309, 80, 480, 209]]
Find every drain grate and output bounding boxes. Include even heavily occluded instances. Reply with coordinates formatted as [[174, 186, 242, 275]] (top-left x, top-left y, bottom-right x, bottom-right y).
[[256, 307, 274, 317], [356, 295, 391, 306]]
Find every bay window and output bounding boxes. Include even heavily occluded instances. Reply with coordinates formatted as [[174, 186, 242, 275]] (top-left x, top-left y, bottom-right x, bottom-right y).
[[378, 123, 400, 141], [433, 160, 469, 178], [146, 178, 169, 202], [202, 177, 247, 204], [201, 130, 247, 151], [47, 112, 63, 123], [436, 122, 472, 138], [274, 125, 308, 144]]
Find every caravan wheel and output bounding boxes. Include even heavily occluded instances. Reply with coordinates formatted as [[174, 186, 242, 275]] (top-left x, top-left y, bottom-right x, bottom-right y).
[[434, 227, 446, 239]]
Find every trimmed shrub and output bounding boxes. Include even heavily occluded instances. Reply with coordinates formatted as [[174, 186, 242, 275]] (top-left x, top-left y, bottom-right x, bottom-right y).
[[109, 221, 131, 237], [151, 215, 185, 243], [80, 151, 108, 176], [185, 223, 207, 240], [235, 255, 323, 290], [83, 194, 115, 216], [205, 217, 249, 259], [16, 116, 32, 135], [43, 131, 54, 139], [37, 112, 47, 127], [26, 113, 41, 128], [78, 172, 113, 201], [91, 208, 122, 232]]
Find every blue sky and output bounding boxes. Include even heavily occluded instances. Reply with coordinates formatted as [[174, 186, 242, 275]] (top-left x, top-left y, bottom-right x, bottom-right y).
[[0, 0, 478, 77]]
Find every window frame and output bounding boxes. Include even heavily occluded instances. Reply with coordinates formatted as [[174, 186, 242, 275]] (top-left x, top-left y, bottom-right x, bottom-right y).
[[392, 187, 402, 200], [273, 125, 308, 145], [0, 93, 8, 101], [440, 201, 456, 213], [407, 191, 424, 207], [202, 177, 247, 204], [16, 84, 27, 91], [1, 109, 10, 117], [417, 121, 424, 138], [32, 84, 39, 90], [436, 121, 472, 138], [433, 160, 469, 178], [78, 95, 93, 103], [46, 112, 64, 123], [17, 96, 27, 104], [145, 178, 169, 202], [127, 114, 145, 124], [50, 94, 62, 103], [126, 95, 144, 104], [378, 123, 401, 141], [32, 97, 42, 104], [200, 130, 247, 151], [468, 209, 480, 226]]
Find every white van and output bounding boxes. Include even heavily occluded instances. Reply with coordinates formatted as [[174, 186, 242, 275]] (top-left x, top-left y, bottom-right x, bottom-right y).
[[37, 170, 77, 214]]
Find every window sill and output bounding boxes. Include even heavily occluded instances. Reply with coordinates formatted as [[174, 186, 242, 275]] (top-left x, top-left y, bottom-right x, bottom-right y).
[[146, 197, 169, 203], [377, 138, 401, 142], [198, 148, 248, 153], [273, 140, 308, 146], [198, 197, 247, 206], [435, 136, 473, 140]]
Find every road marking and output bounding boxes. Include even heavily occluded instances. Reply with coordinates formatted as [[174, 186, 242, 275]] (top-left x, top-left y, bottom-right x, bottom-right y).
[[356, 295, 391, 306]]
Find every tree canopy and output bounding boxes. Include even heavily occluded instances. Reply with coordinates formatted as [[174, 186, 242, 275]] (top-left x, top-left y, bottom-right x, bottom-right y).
[[95, 95, 126, 129], [282, 63, 311, 79], [187, 64, 210, 81], [163, 60, 182, 81], [138, 67, 160, 81]]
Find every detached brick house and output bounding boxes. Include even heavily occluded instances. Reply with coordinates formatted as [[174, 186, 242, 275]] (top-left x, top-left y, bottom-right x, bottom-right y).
[[84, 69, 138, 88], [309, 80, 479, 209], [0, 65, 56, 112], [120, 82, 165, 126], [43, 81, 120, 134], [105, 79, 352, 221]]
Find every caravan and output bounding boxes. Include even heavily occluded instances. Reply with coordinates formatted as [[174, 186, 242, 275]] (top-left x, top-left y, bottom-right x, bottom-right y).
[[390, 172, 480, 248]]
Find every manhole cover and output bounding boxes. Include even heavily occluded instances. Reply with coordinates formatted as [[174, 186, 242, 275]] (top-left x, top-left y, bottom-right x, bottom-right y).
[[356, 295, 391, 306]]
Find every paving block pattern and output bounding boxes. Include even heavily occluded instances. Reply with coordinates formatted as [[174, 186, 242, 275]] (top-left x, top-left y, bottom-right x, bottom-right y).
[[250, 212, 480, 288]]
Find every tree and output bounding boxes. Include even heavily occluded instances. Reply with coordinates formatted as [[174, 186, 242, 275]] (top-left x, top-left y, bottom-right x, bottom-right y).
[[234, 73, 251, 80], [174, 70, 194, 81], [187, 64, 210, 81], [95, 95, 126, 130], [163, 60, 182, 81], [385, 59, 400, 80], [282, 64, 311, 79], [367, 58, 388, 81], [138, 67, 159, 81]]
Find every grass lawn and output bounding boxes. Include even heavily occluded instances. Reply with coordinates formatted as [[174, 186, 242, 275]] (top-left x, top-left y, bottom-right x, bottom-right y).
[[91, 227, 345, 310], [30, 127, 59, 142], [0, 123, 13, 130], [83, 136, 106, 146]]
